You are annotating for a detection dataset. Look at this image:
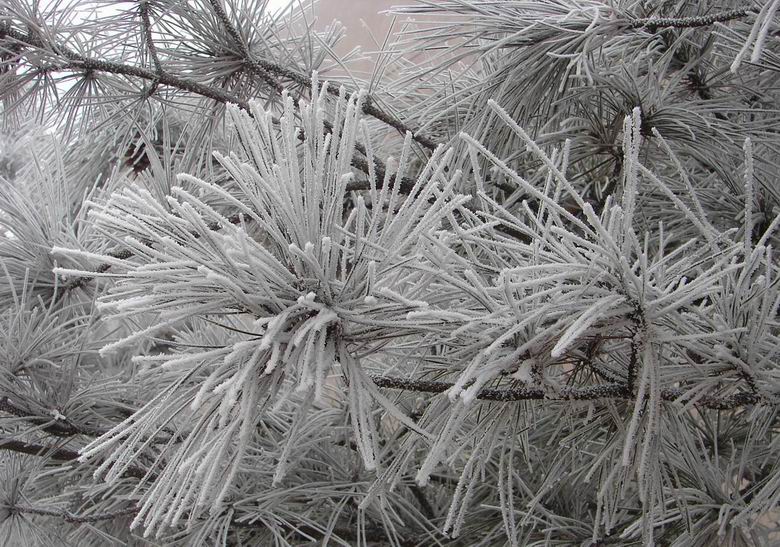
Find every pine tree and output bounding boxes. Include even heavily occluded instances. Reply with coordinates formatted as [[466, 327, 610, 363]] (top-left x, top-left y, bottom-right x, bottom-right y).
[[0, 1, 779, 545]]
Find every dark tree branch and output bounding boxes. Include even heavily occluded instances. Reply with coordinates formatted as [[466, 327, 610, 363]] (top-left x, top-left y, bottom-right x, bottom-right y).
[[0, 438, 148, 480], [5, 504, 137, 524], [0, 437, 82, 463], [205, 0, 438, 151], [629, 8, 750, 32], [0, 396, 106, 438], [0, 395, 185, 447], [206, 0, 286, 96], [369, 375, 770, 410], [0, 25, 250, 107], [138, 0, 162, 75], [0, 24, 417, 194]]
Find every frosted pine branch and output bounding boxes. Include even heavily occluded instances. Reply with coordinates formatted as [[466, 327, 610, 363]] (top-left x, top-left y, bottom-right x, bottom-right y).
[[1, 1, 779, 545]]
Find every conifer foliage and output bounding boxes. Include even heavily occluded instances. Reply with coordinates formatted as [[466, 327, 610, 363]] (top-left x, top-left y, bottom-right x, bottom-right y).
[[0, 1, 779, 545]]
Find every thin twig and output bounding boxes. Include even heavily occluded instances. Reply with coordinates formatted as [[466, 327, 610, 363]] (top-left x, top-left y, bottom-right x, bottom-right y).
[[5, 504, 137, 524], [629, 8, 750, 31], [0, 438, 148, 480], [206, 0, 286, 95], [0, 396, 106, 438], [0, 396, 183, 446], [369, 375, 768, 410], [138, 0, 162, 75], [0, 25, 250, 106], [0, 437, 82, 462]]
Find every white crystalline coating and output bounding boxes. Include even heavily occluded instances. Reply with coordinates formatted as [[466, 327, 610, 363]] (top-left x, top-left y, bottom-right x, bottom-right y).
[[551, 295, 625, 359], [31, 7, 778, 542], [512, 359, 534, 383], [48, 69, 469, 537], [377, 286, 429, 308]]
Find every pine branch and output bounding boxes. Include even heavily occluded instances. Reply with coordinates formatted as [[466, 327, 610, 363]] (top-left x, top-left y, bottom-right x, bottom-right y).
[[59, 248, 135, 295], [205, 0, 286, 97], [4, 504, 137, 524], [0, 25, 417, 193], [138, 1, 162, 75], [0, 396, 184, 447], [0, 437, 424, 545], [3, 4, 778, 543], [0, 397, 107, 438], [369, 376, 769, 410], [203, 0, 419, 193], [0, 438, 422, 544], [0, 438, 148, 480], [0, 438, 82, 463], [0, 24, 250, 105], [629, 8, 751, 31], [55, 173, 417, 297], [204, 0, 438, 151]]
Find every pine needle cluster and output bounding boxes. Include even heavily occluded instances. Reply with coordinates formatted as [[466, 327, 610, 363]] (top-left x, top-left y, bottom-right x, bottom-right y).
[[0, 1, 779, 545]]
